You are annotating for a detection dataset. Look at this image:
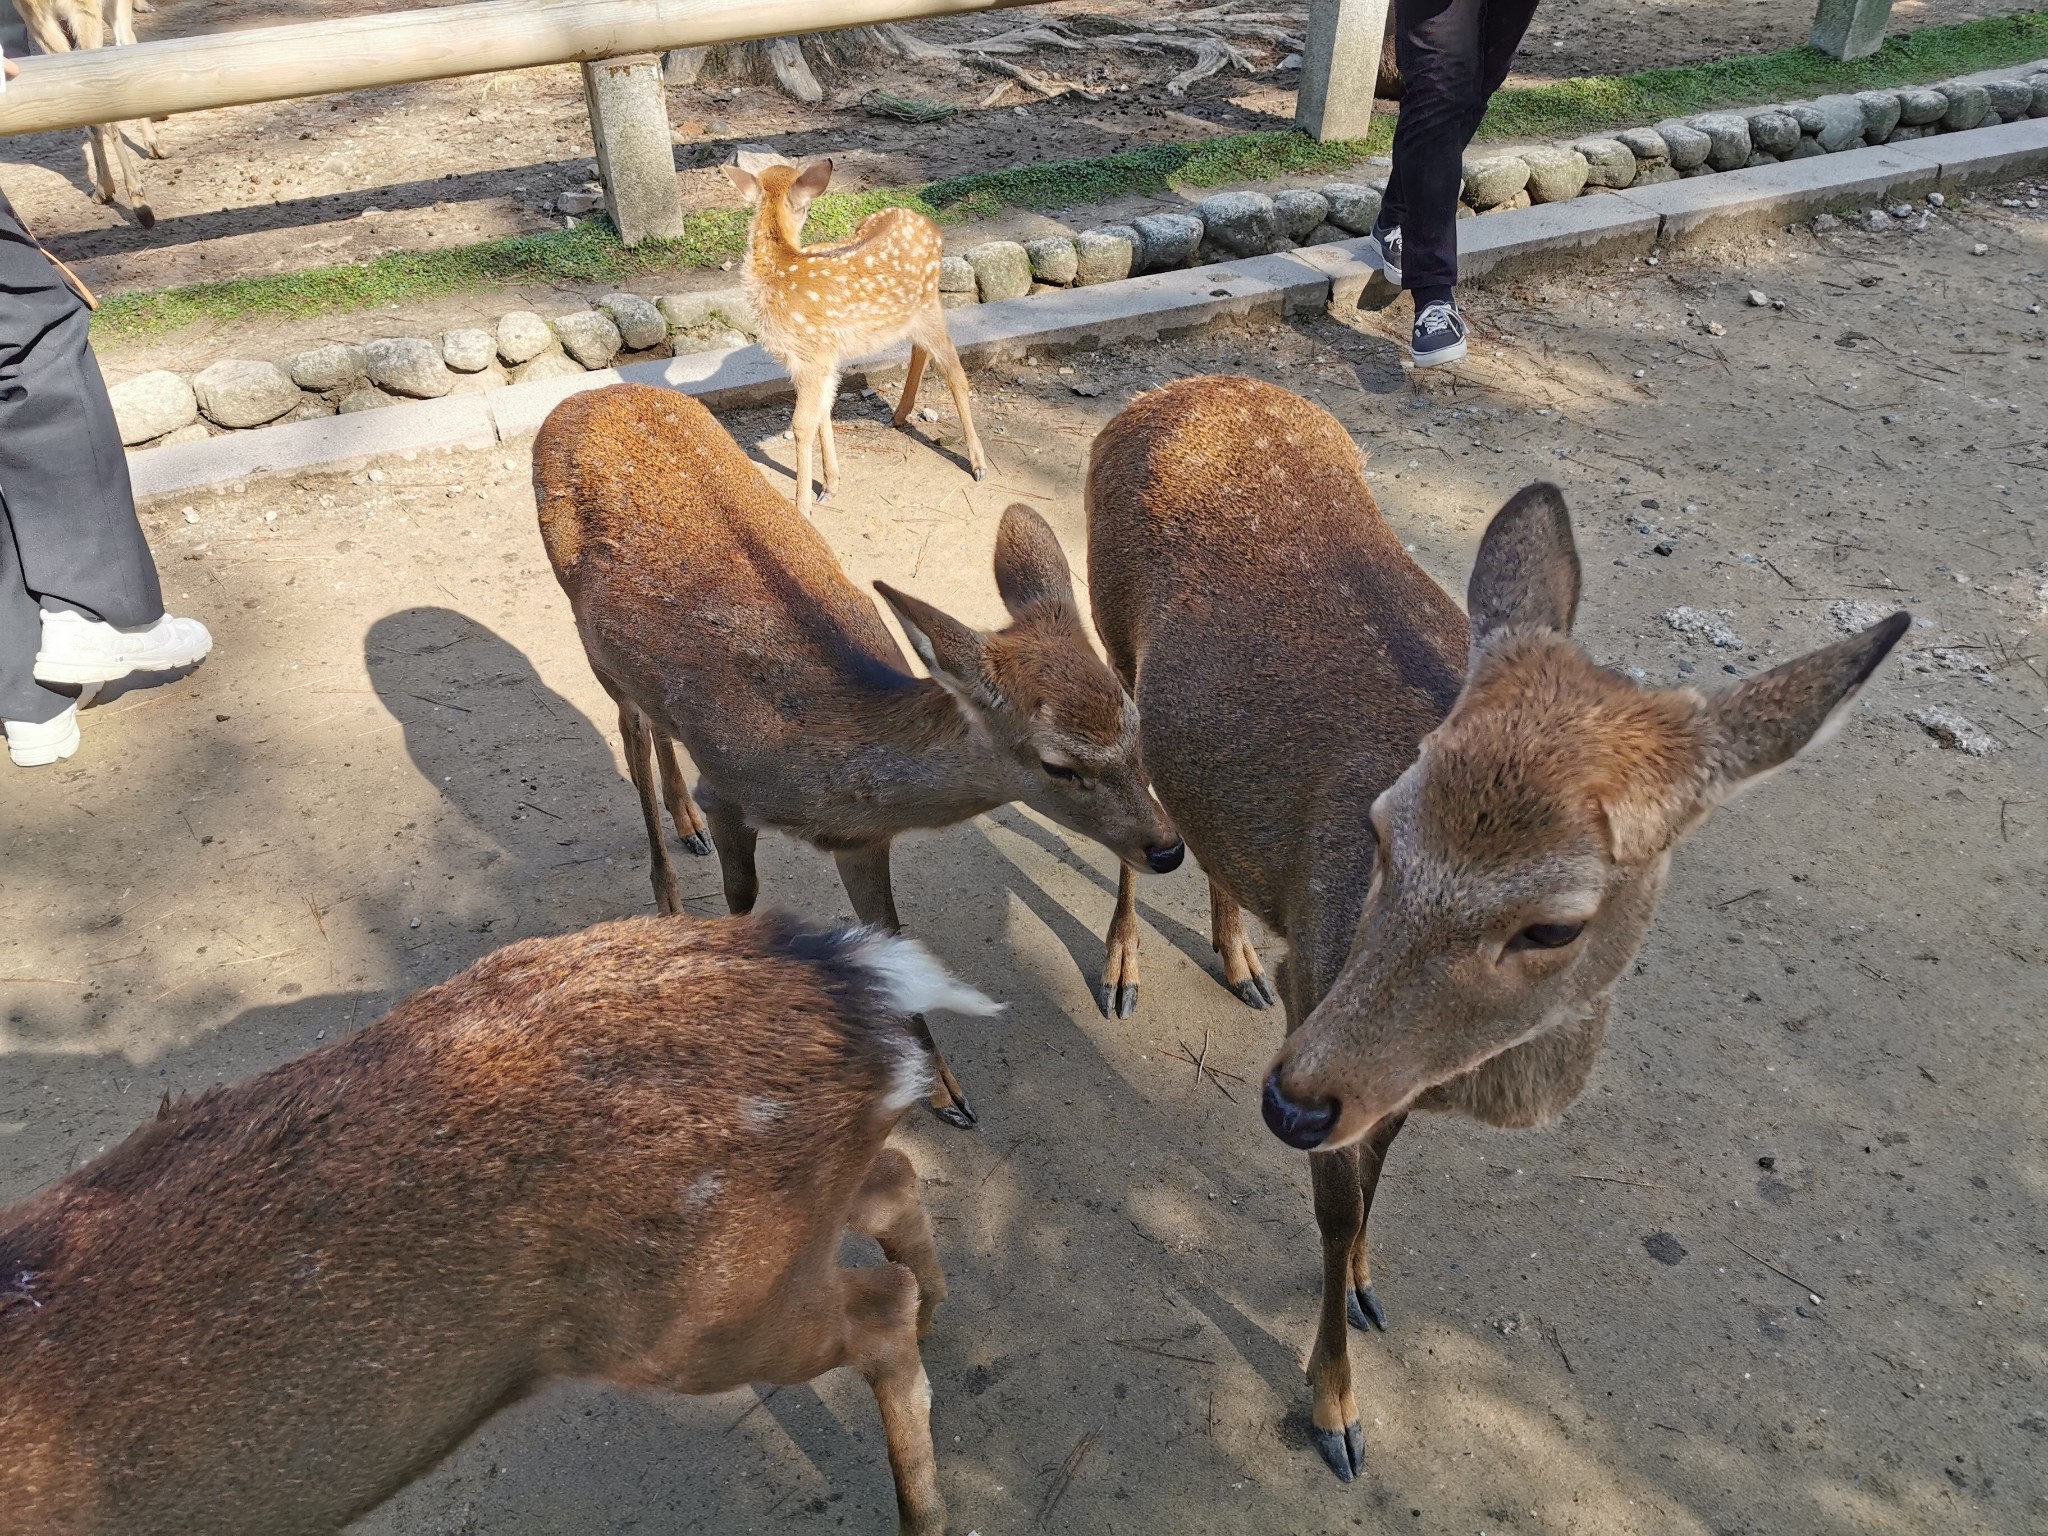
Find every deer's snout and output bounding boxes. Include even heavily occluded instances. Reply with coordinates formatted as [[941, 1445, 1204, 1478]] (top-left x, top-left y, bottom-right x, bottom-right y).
[[1261, 1070, 1339, 1149], [1145, 837, 1186, 874]]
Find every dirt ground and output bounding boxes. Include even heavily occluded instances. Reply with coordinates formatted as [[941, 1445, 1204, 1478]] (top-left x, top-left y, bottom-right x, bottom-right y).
[[3, 192, 2045, 1534], [3, 0, 2042, 301]]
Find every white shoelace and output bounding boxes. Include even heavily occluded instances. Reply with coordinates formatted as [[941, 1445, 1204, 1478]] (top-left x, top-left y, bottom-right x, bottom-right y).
[[1417, 302, 1460, 335]]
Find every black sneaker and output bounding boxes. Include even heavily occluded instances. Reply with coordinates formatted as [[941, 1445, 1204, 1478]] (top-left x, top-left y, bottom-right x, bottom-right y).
[[1366, 222, 1402, 286], [1411, 300, 1468, 368]]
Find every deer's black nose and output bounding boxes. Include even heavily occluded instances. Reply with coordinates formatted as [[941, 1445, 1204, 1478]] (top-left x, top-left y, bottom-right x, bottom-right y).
[[1262, 1071, 1339, 1149], [1145, 838, 1186, 874]]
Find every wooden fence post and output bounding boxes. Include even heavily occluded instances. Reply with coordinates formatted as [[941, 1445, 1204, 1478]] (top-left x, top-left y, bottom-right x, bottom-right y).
[[1295, 0, 1390, 143], [1809, 0, 1893, 61], [581, 53, 688, 245]]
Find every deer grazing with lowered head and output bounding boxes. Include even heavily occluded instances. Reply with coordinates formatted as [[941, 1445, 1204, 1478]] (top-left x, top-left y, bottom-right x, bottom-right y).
[[10, 0, 162, 227], [1086, 375, 1907, 1482], [725, 157, 986, 517], [0, 911, 996, 1535], [536, 383, 1182, 1129]]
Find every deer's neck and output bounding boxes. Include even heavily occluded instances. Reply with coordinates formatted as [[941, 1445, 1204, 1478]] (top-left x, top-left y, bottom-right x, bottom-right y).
[[845, 676, 1018, 829]]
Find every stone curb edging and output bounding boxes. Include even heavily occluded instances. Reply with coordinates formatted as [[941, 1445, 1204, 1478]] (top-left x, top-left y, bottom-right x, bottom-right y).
[[128, 118, 2048, 502]]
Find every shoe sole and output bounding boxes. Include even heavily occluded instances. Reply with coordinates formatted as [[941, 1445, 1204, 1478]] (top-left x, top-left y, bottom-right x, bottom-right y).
[[1365, 236, 1402, 288], [1411, 337, 1468, 368], [8, 716, 80, 767], [33, 644, 210, 685]]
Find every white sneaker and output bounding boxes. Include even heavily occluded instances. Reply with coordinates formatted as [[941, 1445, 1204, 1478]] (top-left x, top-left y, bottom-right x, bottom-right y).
[[34, 608, 213, 685], [6, 703, 80, 767]]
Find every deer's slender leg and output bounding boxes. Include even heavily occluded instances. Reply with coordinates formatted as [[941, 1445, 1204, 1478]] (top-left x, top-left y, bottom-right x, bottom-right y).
[[893, 344, 932, 426], [835, 843, 976, 1129], [1307, 1145, 1367, 1481], [1210, 879, 1277, 1009], [1100, 863, 1141, 1019], [618, 699, 681, 915], [818, 385, 842, 506], [650, 730, 711, 856], [699, 787, 759, 915], [847, 1146, 945, 1336], [1346, 1112, 1407, 1332], [914, 311, 988, 483], [789, 366, 827, 517]]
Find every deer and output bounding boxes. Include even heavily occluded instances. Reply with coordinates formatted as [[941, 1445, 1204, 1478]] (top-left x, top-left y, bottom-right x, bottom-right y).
[[1085, 374, 1908, 1484], [724, 156, 987, 518], [11, 0, 162, 228], [535, 382, 1183, 1129], [0, 911, 995, 1536]]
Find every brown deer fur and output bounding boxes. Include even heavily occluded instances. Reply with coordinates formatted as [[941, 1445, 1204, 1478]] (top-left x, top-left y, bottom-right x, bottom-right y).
[[725, 157, 987, 518], [0, 912, 996, 1536], [535, 384, 1181, 1127], [1086, 375, 1907, 1482], [11, 0, 161, 228]]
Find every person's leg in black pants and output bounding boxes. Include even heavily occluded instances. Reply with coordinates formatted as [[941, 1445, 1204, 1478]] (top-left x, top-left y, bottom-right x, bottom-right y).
[[1375, 0, 1541, 352], [0, 186, 208, 765]]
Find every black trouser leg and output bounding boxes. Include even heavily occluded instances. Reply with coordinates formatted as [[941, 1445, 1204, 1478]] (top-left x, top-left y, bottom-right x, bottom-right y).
[[0, 187, 163, 723], [1381, 0, 1543, 306]]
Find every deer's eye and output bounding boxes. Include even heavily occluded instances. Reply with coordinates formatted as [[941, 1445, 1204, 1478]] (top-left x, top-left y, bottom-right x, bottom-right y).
[[1041, 760, 1081, 783], [1514, 922, 1584, 950]]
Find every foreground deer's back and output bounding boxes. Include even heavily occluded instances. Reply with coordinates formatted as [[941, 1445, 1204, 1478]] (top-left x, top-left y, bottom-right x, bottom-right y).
[[746, 206, 944, 363], [0, 914, 914, 1536], [1086, 376, 1468, 941], [535, 384, 918, 783]]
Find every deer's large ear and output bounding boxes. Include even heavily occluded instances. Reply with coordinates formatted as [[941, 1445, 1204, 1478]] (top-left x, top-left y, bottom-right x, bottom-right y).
[[1700, 610, 1909, 800], [722, 163, 760, 203], [876, 582, 990, 698], [787, 157, 834, 218], [1467, 483, 1580, 661], [992, 503, 1076, 616]]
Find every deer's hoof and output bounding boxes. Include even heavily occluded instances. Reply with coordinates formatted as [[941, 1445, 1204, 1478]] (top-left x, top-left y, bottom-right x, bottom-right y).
[[927, 1090, 977, 1131], [680, 831, 712, 857], [1096, 981, 1138, 1019], [972, 466, 989, 482], [1115, 983, 1138, 1019], [1347, 1285, 1388, 1333], [1311, 1420, 1366, 1483], [1233, 973, 1278, 1010]]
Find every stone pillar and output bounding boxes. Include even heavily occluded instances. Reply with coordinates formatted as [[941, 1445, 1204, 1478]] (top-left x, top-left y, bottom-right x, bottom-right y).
[[1295, 0, 1391, 143], [1810, 0, 1893, 61], [580, 53, 687, 246]]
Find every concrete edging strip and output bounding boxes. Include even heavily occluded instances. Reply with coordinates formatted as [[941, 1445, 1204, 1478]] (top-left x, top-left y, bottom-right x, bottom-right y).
[[126, 117, 2048, 499]]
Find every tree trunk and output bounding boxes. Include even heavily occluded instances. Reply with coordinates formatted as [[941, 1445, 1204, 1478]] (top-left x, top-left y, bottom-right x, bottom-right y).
[[662, 25, 919, 103]]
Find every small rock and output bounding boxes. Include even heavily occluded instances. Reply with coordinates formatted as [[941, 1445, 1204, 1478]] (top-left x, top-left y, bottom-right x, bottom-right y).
[[449, 364, 510, 396], [157, 422, 211, 447], [1195, 190, 1283, 256], [496, 310, 556, 366], [364, 337, 453, 400], [554, 309, 623, 369], [1689, 112, 1753, 171], [1462, 154, 1530, 210], [964, 240, 1033, 302], [597, 292, 668, 351], [2029, 72, 2048, 117], [1616, 126, 1670, 166], [1886, 124, 1924, 142], [183, 507, 201, 523], [916, 405, 938, 422], [1982, 78, 2032, 121], [558, 187, 606, 216], [1321, 182, 1384, 234], [939, 291, 979, 310], [1927, 191, 1946, 207], [285, 342, 367, 393], [1896, 86, 1948, 126], [1704, 320, 1726, 336], [1518, 144, 1590, 203], [1573, 138, 1638, 188], [1129, 213, 1202, 272], [1742, 149, 1778, 169], [1632, 163, 1682, 187], [1655, 119, 1713, 171], [108, 369, 199, 446], [1273, 189, 1330, 242], [1971, 242, 1989, 256], [1070, 381, 1103, 397], [1074, 228, 1135, 285], [1860, 208, 1892, 233], [936, 255, 978, 294], [657, 289, 756, 332], [1303, 222, 1350, 245], [440, 329, 496, 374], [192, 359, 302, 428], [511, 352, 589, 385], [1909, 706, 2001, 756], [337, 387, 393, 414], [1788, 136, 1828, 159], [1857, 89, 1903, 141], [1938, 81, 1989, 131], [1886, 202, 1914, 219], [1663, 606, 1743, 649], [1811, 212, 1840, 232], [1746, 109, 1801, 156], [1810, 94, 1868, 151], [1023, 236, 1079, 286], [1747, 288, 1770, 306]]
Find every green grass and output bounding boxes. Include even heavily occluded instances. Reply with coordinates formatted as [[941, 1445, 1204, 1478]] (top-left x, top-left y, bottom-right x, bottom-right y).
[[92, 12, 2048, 345]]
